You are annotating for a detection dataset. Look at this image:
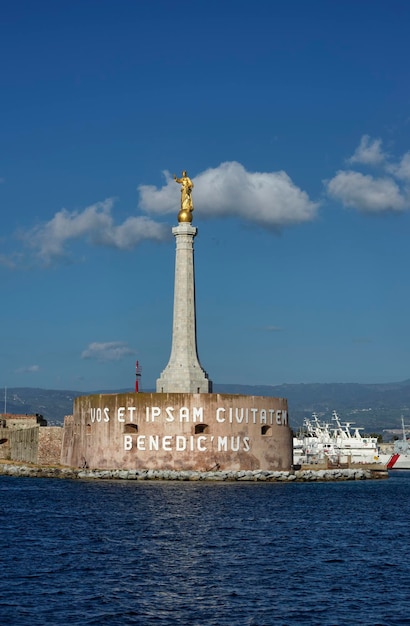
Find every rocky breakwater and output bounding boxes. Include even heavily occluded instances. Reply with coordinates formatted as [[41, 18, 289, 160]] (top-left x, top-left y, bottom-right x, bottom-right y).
[[0, 462, 388, 481]]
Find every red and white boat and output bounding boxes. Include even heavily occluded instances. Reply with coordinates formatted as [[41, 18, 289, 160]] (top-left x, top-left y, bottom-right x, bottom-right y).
[[380, 417, 410, 470]]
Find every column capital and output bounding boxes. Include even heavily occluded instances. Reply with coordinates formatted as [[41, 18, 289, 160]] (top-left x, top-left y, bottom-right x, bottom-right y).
[[172, 223, 197, 237]]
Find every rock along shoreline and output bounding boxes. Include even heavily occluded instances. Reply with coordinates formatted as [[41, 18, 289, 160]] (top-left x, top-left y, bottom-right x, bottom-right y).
[[0, 462, 388, 482]]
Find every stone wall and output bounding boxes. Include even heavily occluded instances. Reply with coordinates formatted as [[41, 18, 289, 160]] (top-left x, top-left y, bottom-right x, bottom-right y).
[[0, 425, 63, 465], [0, 427, 11, 459], [9, 426, 39, 463], [38, 427, 63, 465], [61, 392, 292, 472], [0, 462, 388, 481]]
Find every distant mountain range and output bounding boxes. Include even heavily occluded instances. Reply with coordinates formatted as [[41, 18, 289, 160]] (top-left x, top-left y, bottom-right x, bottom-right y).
[[213, 381, 410, 432], [3, 380, 410, 433]]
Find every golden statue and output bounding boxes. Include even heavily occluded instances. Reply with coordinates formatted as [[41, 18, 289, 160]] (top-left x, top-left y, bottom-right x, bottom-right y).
[[174, 170, 194, 222]]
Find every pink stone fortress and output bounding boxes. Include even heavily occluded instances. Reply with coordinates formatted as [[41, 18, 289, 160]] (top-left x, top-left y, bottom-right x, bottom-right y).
[[61, 393, 290, 471], [61, 175, 292, 471]]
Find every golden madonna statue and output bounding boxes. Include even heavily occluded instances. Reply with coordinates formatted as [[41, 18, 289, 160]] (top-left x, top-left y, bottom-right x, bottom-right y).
[[174, 170, 194, 222]]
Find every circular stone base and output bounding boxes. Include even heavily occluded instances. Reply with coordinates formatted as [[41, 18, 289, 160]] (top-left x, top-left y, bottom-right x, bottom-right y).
[[61, 392, 292, 472]]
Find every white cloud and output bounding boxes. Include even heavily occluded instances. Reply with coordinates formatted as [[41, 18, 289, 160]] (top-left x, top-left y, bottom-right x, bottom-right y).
[[22, 199, 168, 264], [347, 135, 387, 166], [326, 135, 410, 213], [138, 162, 318, 228], [138, 171, 179, 213], [81, 341, 135, 361], [11, 162, 317, 267], [15, 364, 40, 373], [326, 170, 407, 212], [387, 151, 410, 181]]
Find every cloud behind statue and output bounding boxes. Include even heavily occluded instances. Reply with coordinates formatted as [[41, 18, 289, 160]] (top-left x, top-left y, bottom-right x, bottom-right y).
[[138, 161, 319, 228]]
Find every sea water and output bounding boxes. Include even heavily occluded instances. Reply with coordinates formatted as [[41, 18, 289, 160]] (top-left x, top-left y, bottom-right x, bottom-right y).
[[1, 472, 410, 626]]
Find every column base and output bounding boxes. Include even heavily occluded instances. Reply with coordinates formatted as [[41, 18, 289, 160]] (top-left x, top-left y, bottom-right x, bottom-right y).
[[156, 368, 212, 393]]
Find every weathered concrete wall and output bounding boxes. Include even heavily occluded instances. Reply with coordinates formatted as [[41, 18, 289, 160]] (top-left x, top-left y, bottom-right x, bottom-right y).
[[61, 414, 75, 465], [61, 392, 292, 471], [38, 427, 63, 465], [0, 427, 11, 459], [9, 426, 39, 463], [0, 425, 63, 464]]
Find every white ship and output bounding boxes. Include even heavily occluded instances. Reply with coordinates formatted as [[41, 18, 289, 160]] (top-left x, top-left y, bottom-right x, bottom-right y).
[[380, 417, 410, 470], [293, 411, 382, 466]]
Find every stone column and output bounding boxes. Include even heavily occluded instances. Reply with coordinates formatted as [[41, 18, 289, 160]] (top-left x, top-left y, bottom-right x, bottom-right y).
[[156, 222, 211, 393]]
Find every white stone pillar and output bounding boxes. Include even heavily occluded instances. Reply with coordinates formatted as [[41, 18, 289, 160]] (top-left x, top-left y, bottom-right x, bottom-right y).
[[156, 222, 211, 393]]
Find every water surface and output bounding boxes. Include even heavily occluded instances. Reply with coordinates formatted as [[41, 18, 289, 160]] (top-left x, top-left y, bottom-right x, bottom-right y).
[[1, 473, 409, 625]]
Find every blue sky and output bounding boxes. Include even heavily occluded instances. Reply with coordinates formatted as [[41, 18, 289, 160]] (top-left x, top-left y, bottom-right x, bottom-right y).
[[1, 0, 410, 392]]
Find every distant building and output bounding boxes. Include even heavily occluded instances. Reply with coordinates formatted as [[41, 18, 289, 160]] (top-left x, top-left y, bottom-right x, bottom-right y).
[[0, 413, 62, 465]]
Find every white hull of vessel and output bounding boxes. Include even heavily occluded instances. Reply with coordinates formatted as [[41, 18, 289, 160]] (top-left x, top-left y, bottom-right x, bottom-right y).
[[378, 453, 410, 470], [390, 455, 410, 469], [383, 417, 410, 469]]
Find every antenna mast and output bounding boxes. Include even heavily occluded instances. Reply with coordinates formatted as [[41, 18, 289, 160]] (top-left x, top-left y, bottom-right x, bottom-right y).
[[135, 360, 142, 393]]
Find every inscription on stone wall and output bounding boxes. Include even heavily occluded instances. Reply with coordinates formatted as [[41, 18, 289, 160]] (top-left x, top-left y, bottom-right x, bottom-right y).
[[89, 406, 288, 426], [124, 434, 250, 453], [86, 404, 288, 455]]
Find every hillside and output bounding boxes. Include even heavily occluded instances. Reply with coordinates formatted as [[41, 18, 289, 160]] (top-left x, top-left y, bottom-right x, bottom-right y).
[[212, 381, 410, 433], [2, 380, 410, 434]]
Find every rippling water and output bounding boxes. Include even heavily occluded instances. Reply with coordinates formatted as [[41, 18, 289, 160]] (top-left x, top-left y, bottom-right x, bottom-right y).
[[1, 473, 410, 625]]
